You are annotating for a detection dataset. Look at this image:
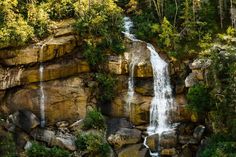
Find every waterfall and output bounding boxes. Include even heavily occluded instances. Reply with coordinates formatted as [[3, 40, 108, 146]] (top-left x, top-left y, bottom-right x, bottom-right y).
[[123, 17, 174, 156], [147, 43, 173, 135], [39, 45, 46, 127], [123, 17, 140, 117]]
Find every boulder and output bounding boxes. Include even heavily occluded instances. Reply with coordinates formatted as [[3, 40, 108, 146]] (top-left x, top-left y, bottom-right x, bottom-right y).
[[15, 129, 30, 150], [24, 141, 32, 150], [160, 130, 177, 148], [189, 59, 212, 70], [144, 133, 159, 152], [108, 128, 141, 148], [160, 148, 176, 156], [31, 128, 76, 151], [7, 110, 39, 132], [31, 128, 55, 144], [178, 123, 195, 135], [53, 135, 76, 151], [192, 69, 204, 80], [185, 73, 198, 87], [106, 118, 133, 135], [2, 76, 90, 125], [118, 144, 150, 157], [178, 135, 198, 144], [193, 125, 205, 141], [180, 145, 193, 157], [69, 119, 84, 132]]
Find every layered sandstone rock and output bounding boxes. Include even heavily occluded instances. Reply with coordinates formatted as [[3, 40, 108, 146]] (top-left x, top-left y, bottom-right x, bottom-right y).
[[1, 76, 92, 124]]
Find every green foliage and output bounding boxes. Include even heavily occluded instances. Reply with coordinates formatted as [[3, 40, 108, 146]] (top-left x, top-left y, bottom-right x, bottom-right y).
[[158, 17, 179, 50], [75, 133, 110, 157], [74, 1, 124, 70], [82, 42, 106, 68], [186, 84, 212, 114], [226, 27, 236, 36], [27, 4, 50, 38], [27, 142, 70, 157], [46, 0, 75, 20], [74, 1, 123, 37], [131, 11, 157, 41], [198, 33, 213, 50], [0, 132, 17, 157], [199, 134, 236, 157], [95, 73, 116, 104], [83, 109, 106, 130], [0, 0, 34, 49]]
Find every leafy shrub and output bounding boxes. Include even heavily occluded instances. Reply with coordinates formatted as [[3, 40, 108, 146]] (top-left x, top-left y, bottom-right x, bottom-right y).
[[199, 134, 236, 157], [0, 0, 34, 49], [27, 142, 70, 157], [131, 12, 156, 41], [95, 73, 116, 104], [83, 109, 106, 130], [0, 132, 17, 157], [75, 133, 110, 157], [74, 1, 124, 68], [27, 4, 50, 38], [82, 42, 106, 68], [186, 84, 212, 113], [46, 0, 75, 19]]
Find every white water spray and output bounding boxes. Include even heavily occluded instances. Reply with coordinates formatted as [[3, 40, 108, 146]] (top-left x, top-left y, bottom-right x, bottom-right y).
[[123, 17, 140, 117], [147, 43, 173, 135], [39, 45, 46, 127], [123, 17, 174, 156]]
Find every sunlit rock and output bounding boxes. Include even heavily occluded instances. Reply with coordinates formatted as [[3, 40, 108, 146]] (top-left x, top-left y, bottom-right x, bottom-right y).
[[108, 128, 141, 148], [117, 144, 149, 157], [2, 76, 90, 125]]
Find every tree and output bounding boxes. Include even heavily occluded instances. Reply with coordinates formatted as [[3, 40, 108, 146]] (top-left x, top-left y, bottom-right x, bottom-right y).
[[158, 17, 179, 50], [152, 0, 165, 21]]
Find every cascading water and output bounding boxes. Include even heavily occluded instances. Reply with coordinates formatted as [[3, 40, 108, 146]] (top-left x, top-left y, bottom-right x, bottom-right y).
[[147, 43, 173, 135], [39, 44, 46, 127], [123, 17, 174, 156], [123, 17, 140, 117]]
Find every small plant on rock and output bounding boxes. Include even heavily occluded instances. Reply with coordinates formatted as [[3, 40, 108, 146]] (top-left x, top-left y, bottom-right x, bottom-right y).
[[75, 133, 110, 157], [0, 131, 17, 157], [186, 83, 212, 114], [83, 109, 106, 131], [26, 142, 70, 157]]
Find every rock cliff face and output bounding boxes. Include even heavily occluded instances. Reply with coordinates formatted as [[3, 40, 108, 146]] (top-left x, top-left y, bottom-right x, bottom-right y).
[[0, 21, 157, 126], [0, 20, 197, 126], [0, 20, 212, 157]]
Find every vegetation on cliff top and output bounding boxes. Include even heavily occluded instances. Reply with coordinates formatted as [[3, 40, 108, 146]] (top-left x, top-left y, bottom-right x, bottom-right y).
[[119, 0, 234, 59]]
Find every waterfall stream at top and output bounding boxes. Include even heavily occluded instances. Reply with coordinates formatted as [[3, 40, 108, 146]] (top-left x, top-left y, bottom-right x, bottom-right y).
[[123, 17, 175, 156], [39, 44, 46, 127]]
